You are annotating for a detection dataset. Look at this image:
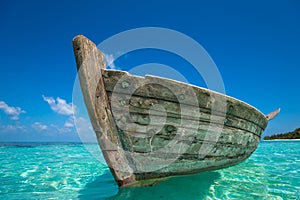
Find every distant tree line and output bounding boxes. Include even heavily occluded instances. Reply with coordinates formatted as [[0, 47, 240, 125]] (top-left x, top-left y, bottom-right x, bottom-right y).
[[264, 128, 300, 140]]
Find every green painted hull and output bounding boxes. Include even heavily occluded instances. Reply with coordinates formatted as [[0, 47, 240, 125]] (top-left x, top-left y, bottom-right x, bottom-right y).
[[73, 35, 268, 187]]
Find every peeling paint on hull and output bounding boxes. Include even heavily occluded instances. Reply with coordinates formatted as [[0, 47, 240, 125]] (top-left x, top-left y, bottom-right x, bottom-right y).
[[72, 35, 268, 187]]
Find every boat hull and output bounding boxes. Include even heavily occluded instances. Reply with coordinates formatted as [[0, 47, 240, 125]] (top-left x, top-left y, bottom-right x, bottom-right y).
[[73, 35, 268, 187]]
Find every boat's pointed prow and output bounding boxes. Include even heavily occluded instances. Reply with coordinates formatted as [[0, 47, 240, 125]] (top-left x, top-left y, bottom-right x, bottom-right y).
[[72, 34, 105, 133], [72, 34, 94, 47], [72, 35, 106, 71], [266, 108, 281, 121], [72, 35, 137, 187]]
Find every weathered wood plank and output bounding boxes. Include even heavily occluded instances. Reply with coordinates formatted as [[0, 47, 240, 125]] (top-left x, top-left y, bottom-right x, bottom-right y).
[[108, 93, 263, 135], [73, 35, 270, 187], [133, 155, 248, 180], [113, 110, 262, 136], [117, 125, 259, 153], [127, 142, 255, 161], [102, 70, 268, 129], [122, 137, 257, 157], [73, 35, 136, 187]]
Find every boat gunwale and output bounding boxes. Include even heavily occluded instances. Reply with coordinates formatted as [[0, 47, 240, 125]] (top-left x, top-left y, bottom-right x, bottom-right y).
[[107, 91, 266, 133], [103, 69, 268, 129], [105, 69, 267, 119]]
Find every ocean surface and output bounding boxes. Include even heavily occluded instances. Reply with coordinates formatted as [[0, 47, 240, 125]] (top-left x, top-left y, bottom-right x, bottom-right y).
[[0, 141, 299, 200]]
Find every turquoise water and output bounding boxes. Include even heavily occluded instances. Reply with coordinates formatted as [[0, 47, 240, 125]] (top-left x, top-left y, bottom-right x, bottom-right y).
[[0, 141, 299, 200]]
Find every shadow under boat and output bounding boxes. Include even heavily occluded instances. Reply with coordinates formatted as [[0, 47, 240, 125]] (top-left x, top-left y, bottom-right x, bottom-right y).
[[78, 170, 220, 200]]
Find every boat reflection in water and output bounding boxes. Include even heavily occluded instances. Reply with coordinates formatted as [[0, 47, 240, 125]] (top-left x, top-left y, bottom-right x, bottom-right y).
[[78, 170, 220, 200]]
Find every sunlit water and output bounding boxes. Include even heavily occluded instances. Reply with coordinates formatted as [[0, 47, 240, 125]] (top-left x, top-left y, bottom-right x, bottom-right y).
[[0, 141, 299, 199]]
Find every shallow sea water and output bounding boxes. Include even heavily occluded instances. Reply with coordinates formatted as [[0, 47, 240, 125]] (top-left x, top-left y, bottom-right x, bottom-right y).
[[0, 141, 299, 200]]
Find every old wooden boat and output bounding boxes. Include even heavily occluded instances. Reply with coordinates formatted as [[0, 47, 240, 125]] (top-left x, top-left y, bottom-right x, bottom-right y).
[[72, 35, 278, 187]]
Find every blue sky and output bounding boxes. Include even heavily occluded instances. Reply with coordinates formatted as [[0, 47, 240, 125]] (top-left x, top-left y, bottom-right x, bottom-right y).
[[0, 0, 299, 142]]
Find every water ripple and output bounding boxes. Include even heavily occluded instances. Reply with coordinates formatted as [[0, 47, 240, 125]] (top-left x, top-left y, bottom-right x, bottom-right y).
[[0, 141, 299, 199]]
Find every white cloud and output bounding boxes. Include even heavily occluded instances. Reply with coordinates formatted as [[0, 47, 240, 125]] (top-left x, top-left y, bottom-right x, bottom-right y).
[[0, 101, 25, 120], [105, 54, 117, 69], [75, 117, 93, 130], [50, 124, 72, 133], [73, 117, 95, 142], [42, 95, 74, 115], [0, 124, 27, 133], [49, 116, 77, 134], [32, 122, 48, 131], [64, 121, 74, 128], [64, 116, 75, 128]]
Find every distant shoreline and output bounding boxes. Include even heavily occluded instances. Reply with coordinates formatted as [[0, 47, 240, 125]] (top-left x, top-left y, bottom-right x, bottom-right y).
[[263, 139, 300, 141], [263, 128, 300, 141]]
